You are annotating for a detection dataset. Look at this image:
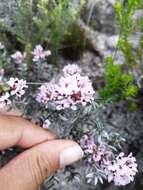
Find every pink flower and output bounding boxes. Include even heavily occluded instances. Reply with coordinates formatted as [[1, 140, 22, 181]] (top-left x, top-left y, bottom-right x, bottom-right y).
[[32, 45, 51, 62], [80, 135, 138, 186], [36, 65, 95, 110], [56, 74, 95, 110], [42, 119, 51, 129], [80, 135, 95, 154], [103, 153, 138, 186], [36, 83, 58, 106], [80, 135, 110, 162], [55, 99, 71, 110], [93, 145, 111, 162], [7, 78, 28, 98], [11, 51, 26, 64], [63, 64, 81, 76], [0, 92, 11, 108]]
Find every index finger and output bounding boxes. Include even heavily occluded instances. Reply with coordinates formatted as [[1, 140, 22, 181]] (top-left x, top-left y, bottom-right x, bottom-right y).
[[0, 114, 57, 150]]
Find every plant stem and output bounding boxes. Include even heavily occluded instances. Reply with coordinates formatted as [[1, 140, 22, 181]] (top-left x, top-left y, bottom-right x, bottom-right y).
[[26, 0, 33, 75], [28, 0, 33, 44]]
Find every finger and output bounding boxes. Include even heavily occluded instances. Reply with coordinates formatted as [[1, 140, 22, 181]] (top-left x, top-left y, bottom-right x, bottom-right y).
[[0, 140, 83, 190], [0, 106, 22, 116], [0, 114, 57, 150]]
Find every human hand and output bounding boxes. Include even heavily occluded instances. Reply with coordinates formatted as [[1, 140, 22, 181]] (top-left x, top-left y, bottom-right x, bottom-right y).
[[0, 113, 83, 190]]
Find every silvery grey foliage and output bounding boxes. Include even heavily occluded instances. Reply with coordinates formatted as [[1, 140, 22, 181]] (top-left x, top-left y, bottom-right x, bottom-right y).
[[0, 45, 135, 189]]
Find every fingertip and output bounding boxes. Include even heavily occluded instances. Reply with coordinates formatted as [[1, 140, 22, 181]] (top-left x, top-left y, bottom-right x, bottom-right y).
[[33, 139, 83, 170], [59, 142, 83, 168]]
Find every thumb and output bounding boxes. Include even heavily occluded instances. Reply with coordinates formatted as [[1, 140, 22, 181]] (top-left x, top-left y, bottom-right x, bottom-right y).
[[0, 140, 83, 190]]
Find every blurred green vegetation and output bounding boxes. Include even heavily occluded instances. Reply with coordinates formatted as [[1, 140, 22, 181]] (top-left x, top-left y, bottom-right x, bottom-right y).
[[34, 0, 85, 62], [100, 0, 143, 107], [100, 57, 138, 101], [0, 0, 85, 65]]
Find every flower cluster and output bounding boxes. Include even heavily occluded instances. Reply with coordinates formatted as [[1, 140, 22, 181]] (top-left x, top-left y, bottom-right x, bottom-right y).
[[36, 64, 95, 110], [36, 83, 58, 106], [80, 135, 138, 186], [0, 93, 11, 108], [103, 152, 138, 186], [11, 45, 51, 64], [80, 135, 111, 163], [7, 78, 28, 97], [32, 45, 51, 62], [0, 78, 28, 108], [11, 51, 26, 64], [63, 64, 81, 76]]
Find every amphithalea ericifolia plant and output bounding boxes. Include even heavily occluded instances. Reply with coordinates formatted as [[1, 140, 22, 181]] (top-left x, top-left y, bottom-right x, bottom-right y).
[[0, 43, 138, 187]]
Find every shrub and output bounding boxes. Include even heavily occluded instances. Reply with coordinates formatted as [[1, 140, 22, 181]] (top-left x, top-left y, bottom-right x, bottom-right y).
[[100, 0, 143, 107], [0, 0, 85, 66], [0, 47, 138, 186]]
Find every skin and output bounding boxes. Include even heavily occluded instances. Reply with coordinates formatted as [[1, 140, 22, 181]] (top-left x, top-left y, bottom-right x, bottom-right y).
[[0, 110, 80, 190]]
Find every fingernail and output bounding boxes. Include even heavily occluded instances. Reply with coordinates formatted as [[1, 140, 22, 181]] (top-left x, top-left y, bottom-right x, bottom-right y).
[[60, 145, 83, 168]]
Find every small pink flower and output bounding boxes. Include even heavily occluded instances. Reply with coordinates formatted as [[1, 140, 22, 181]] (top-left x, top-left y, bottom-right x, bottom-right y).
[[80, 135, 95, 154], [42, 119, 51, 129], [11, 51, 26, 64], [80, 135, 110, 162], [55, 99, 70, 110], [0, 92, 11, 108], [7, 78, 28, 98], [36, 83, 58, 106], [63, 64, 81, 76], [103, 153, 138, 186], [32, 45, 51, 62]]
